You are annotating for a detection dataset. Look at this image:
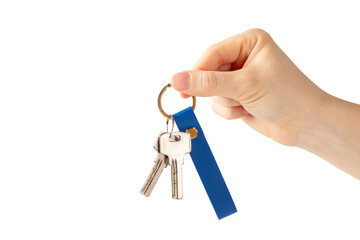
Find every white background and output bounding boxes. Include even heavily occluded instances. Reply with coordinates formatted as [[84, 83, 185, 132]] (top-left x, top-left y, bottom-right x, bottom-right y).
[[1, 0, 360, 239]]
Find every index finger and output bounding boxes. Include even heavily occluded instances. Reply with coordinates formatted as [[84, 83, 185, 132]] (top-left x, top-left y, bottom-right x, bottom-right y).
[[193, 28, 270, 71]]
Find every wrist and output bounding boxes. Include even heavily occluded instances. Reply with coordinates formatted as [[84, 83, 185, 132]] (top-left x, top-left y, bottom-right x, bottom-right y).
[[295, 92, 337, 151], [296, 92, 360, 179]]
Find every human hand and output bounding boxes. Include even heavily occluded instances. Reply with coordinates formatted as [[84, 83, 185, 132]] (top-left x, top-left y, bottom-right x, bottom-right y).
[[171, 29, 329, 147]]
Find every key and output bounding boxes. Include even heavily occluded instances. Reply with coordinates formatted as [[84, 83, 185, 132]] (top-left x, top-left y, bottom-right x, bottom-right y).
[[140, 133, 169, 197], [158, 132, 191, 200]]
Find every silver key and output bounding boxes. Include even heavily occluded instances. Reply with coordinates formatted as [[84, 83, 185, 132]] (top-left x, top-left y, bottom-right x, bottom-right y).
[[158, 132, 191, 200], [140, 133, 169, 197]]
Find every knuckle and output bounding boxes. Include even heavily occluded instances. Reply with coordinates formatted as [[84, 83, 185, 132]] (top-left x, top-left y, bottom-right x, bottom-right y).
[[200, 71, 218, 95], [206, 43, 218, 52], [204, 43, 223, 66], [246, 28, 271, 40], [211, 101, 238, 120]]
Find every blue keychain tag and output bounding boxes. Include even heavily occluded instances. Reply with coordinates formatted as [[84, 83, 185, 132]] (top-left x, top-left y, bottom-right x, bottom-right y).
[[174, 107, 237, 220]]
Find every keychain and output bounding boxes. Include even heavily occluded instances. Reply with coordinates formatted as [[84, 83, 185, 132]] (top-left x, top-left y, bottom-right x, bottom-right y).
[[140, 83, 237, 219]]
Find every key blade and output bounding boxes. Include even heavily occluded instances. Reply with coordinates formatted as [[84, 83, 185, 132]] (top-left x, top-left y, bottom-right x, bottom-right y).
[[170, 158, 184, 199], [140, 154, 168, 197], [158, 132, 191, 200]]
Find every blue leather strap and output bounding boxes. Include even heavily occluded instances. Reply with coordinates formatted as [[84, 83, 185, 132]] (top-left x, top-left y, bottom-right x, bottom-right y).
[[173, 107, 237, 219]]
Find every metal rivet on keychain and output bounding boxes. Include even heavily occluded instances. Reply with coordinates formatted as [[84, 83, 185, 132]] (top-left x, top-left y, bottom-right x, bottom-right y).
[[186, 127, 198, 139]]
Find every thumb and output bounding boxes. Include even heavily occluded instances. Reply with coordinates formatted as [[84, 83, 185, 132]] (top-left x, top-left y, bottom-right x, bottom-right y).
[[171, 70, 240, 98]]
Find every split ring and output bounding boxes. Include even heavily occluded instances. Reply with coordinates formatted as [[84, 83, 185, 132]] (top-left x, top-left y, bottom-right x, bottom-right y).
[[157, 83, 196, 120]]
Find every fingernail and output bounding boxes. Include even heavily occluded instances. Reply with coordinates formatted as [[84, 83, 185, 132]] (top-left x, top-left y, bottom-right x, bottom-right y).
[[172, 72, 190, 90]]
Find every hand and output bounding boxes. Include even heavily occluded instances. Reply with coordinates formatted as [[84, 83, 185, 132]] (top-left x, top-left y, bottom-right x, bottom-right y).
[[171, 29, 328, 147], [171, 28, 360, 180]]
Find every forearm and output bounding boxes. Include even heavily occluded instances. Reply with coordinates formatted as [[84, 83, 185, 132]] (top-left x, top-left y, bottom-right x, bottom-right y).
[[297, 94, 360, 179]]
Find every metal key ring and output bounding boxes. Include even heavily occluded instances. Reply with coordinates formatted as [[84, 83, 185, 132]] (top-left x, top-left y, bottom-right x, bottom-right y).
[[158, 83, 196, 120]]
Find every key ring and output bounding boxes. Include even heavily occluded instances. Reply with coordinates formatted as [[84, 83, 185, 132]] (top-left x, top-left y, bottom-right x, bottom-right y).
[[158, 83, 196, 120]]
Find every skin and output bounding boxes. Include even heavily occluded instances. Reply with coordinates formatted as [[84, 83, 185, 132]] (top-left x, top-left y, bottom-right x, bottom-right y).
[[171, 28, 360, 180]]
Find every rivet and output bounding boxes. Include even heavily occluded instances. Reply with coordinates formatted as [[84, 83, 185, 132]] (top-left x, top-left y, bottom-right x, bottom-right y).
[[186, 127, 198, 139]]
